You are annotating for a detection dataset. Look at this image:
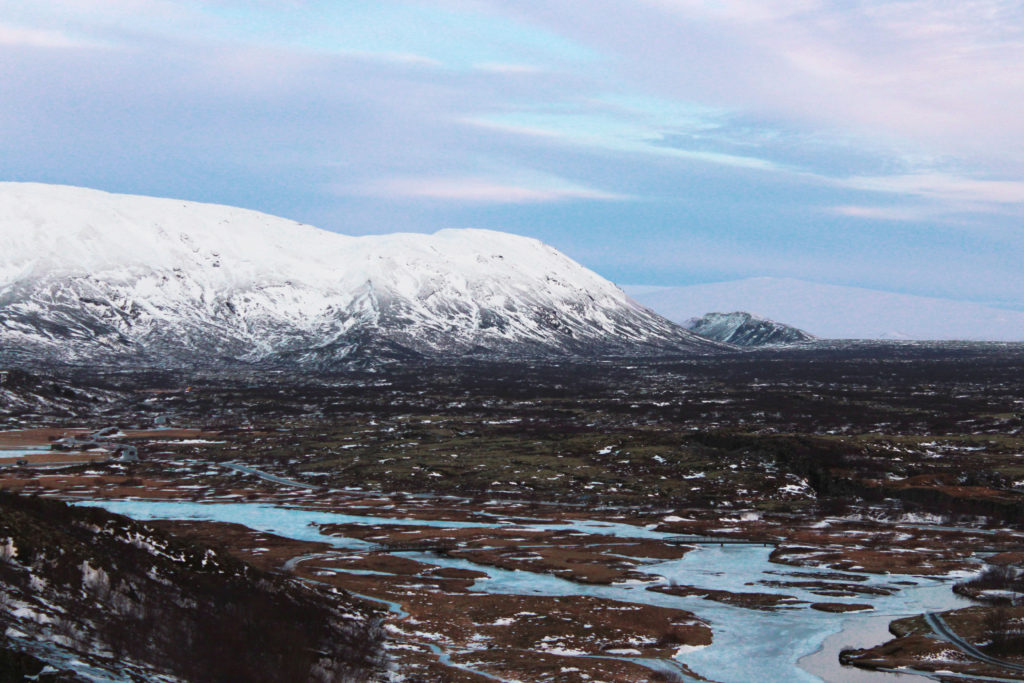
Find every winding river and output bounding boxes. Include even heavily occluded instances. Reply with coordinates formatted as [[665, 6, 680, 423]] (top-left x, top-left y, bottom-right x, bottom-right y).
[[75, 499, 973, 683]]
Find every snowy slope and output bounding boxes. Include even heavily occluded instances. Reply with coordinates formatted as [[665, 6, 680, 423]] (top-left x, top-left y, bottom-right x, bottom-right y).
[[0, 183, 722, 366], [625, 278, 1024, 341], [684, 312, 814, 346]]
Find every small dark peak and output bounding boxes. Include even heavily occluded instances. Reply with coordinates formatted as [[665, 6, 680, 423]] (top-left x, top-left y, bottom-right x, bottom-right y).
[[684, 311, 816, 347]]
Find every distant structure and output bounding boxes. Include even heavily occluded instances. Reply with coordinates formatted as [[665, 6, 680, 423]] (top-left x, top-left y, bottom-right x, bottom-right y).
[[51, 436, 103, 451], [0, 370, 8, 386], [114, 445, 139, 462], [51, 426, 141, 463]]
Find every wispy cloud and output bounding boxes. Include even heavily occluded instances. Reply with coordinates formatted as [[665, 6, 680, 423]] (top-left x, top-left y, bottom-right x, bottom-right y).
[[357, 176, 628, 203], [842, 172, 1024, 206], [340, 50, 443, 68], [830, 205, 934, 222], [465, 104, 786, 173], [0, 22, 102, 49], [472, 62, 542, 74], [485, 1, 1024, 169]]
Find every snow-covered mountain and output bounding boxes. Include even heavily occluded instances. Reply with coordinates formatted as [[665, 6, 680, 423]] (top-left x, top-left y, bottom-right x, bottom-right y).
[[684, 312, 814, 346], [0, 183, 723, 367], [625, 278, 1024, 341]]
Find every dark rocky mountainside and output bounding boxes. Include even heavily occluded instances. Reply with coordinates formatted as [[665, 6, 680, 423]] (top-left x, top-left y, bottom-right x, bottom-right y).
[[0, 492, 386, 682], [684, 311, 815, 346]]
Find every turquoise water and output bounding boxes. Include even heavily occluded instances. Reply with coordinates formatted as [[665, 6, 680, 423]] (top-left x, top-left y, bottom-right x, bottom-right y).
[[0, 447, 51, 458], [74, 498, 973, 682]]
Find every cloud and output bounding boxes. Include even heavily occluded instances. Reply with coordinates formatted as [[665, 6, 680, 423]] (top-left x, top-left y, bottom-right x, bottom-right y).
[[829, 205, 934, 222], [0, 22, 101, 49], [465, 107, 786, 174], [842, 172, 1024, 206], [356, 176, 628, 203], [485, 1, 1024, 164], [340, 50, 444, 68], [473, 62, 542, 74], [0, 1, 214, 44]]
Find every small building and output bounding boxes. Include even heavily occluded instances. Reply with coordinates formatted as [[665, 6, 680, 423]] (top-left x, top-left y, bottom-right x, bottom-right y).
[[115, 445, 139, 462]]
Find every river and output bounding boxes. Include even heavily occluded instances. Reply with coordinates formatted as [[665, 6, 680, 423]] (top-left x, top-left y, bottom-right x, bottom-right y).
[[74, 499, 974, 683]]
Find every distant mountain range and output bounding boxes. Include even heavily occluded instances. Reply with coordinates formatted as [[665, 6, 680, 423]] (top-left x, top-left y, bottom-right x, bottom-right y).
[[625, 278, 1024, 341], [683, 312, 814, 346], [0, 183, 725, 368]]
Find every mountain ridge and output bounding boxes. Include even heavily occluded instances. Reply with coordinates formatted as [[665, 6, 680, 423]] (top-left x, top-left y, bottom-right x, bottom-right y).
[[0, 183, 726, 367]]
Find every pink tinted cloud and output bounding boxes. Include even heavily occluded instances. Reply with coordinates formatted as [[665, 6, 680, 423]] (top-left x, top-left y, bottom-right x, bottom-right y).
[[490, 0, 1024, 164], [0, 23, 99, 49], [830, 205, 931, 222]]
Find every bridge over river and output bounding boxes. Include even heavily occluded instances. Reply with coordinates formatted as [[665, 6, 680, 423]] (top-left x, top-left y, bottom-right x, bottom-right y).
[[368, 539, 459, 553], [365, 535, 781, 554], [663, 534, 779, 547]]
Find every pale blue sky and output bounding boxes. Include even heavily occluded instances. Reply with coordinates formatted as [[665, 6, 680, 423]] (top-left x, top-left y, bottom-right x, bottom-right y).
[[2, 0, 1023, 308]]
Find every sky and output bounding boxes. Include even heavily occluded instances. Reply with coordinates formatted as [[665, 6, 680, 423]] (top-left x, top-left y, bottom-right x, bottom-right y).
[[2, 1, 1023, 309]]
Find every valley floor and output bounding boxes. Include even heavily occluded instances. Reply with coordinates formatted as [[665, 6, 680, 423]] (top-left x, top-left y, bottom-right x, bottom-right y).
[[1, 342, 1023, 681]]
